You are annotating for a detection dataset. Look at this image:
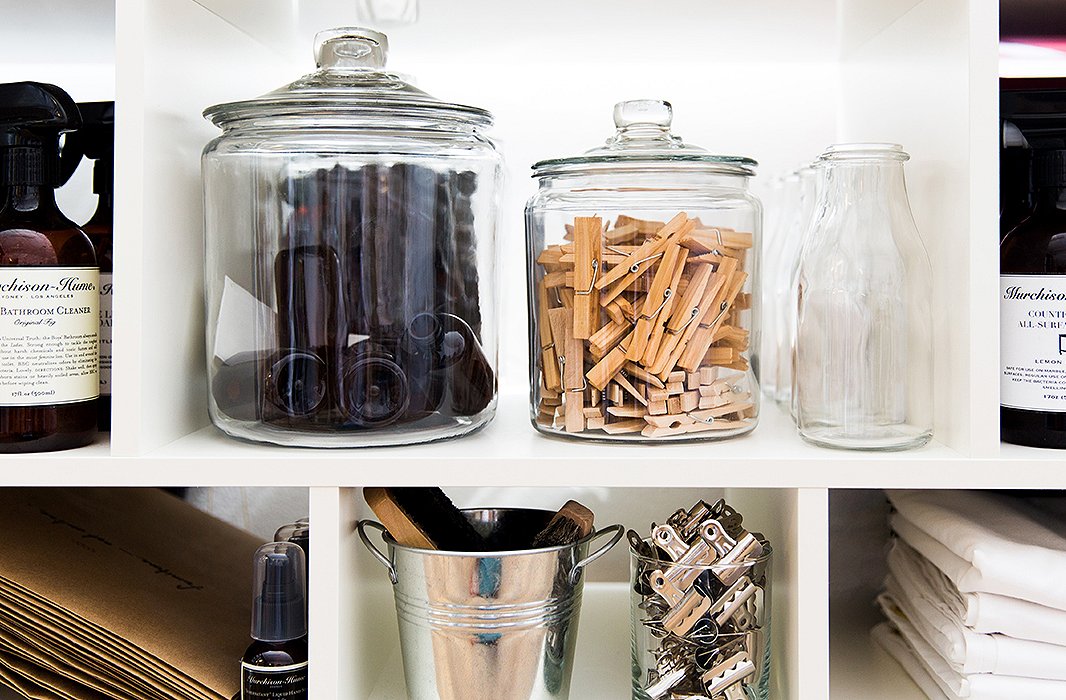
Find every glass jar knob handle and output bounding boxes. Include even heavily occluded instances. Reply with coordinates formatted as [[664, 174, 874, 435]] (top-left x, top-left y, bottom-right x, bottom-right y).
[[314, 27, 389, 69], [613, 99, 673, 129]]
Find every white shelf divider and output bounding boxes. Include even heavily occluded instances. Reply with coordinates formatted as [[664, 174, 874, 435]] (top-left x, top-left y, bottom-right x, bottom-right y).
[[797, 488, 830, 700], [309, 486, 342, 699]]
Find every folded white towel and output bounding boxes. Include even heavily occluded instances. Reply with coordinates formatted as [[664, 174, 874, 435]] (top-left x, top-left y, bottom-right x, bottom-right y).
[[886, 490, 1066, 610], [889, 538, 1066, 647], [878, 592, 1066, 699], [884, 572, 1066, 680], [872, 622, 951, 700]]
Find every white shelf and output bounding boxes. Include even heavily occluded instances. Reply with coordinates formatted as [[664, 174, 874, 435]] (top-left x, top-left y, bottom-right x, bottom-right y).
[[143, 397, 962, 484], [11, 398, 1066, 487]]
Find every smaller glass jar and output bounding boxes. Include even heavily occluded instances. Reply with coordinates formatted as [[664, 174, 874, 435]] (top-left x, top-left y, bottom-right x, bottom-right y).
[[526, 100, 761, 442], [629, 521, 772, 700]]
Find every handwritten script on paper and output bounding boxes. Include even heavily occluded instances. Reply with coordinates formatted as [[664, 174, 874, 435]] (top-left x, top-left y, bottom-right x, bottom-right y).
[[39, 508, 205, 591]]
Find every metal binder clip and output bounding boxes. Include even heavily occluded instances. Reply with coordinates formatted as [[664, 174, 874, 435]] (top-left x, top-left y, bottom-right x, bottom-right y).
[[652, 523, 691, 561], [713, 531, 763, 586], [701, 651, 755, 698], [708, 576, 758, 630], [651, 535, 722, 605], [746, 627, 766, 681], [670, 501, 713, 540], [662, 587, 713, 636], [644, 663, 687, 699], [700, 519, 738, 559]]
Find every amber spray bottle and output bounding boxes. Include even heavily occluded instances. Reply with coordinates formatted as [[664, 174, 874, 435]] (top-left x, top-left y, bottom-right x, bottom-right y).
[[62, 101, 114, 431], [0, 82, 98, 452], [241, 542, 308, 700]]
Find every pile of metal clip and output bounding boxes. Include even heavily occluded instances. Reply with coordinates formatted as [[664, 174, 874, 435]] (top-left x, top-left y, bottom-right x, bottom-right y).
[[631, 498, 771, 700]]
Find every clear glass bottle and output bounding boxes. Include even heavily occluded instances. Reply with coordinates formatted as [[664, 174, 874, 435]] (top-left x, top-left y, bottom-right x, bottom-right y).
[[771, 166, 818, 412], [759, 172, 797, 402], [202, 28, 502, 447], [794, 144, 933, 450], [526, 100, 761, 442]]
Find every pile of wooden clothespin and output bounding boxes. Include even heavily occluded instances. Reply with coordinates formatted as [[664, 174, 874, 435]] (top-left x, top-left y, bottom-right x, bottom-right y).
[[535, 212, 755, 438]]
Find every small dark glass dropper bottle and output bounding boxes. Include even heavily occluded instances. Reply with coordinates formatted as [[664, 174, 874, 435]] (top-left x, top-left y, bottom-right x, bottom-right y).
[[1001, 149, 1066, 448], [0, 82, 98, 452], [241, 542, 308, 700]]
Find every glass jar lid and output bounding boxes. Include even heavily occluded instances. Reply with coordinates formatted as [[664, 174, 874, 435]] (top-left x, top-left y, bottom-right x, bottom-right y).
[[532, 99, 756, 177], [203, 27, 492, 129]]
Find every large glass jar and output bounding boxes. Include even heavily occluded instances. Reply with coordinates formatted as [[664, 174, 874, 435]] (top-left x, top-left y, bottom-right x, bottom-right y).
[[202, 28, 502, 447], [794, 144, 933, 450], [526, 100, 761, 442]]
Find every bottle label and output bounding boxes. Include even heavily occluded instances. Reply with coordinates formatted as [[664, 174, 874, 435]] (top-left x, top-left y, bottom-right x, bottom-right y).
[[0, 267, 100, 406], [1001, 275, 1066, 412], [99, 273, 112, 396], [240, 661, 308, 699]]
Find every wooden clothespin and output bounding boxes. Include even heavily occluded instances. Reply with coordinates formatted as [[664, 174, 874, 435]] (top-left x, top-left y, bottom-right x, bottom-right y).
[[572, 216, 602, 340]]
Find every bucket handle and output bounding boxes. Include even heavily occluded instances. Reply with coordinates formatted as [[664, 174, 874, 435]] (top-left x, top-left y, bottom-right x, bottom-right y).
[[356, 519, 398, 584], [358, 519, 625, 586], [569, 524, 624, 584]]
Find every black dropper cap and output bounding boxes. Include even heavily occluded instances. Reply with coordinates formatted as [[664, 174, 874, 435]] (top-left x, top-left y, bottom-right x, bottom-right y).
[[250, 542, 307, 642], [0, 82, 81, 187], [60, 101, 114, 196], [1033, 149, 1066, 189]]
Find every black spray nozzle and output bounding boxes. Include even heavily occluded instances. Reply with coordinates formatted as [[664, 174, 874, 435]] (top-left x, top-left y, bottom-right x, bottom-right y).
[[250, 541, 308, 642], [0, 82, 81, 187], [59, 101, 114, 190]]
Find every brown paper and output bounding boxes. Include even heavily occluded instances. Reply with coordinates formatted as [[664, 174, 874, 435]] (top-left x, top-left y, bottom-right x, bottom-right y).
[[0, 489, 262, 700]]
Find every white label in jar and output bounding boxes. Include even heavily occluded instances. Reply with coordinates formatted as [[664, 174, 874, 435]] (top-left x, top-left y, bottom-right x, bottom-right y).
[[0, 267, 100, 406], [99, 272, 112, 396], [1001, 275, 1066, 412]]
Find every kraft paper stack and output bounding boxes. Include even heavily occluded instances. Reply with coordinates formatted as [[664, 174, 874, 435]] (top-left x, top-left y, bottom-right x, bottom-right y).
[[0, 488, 261, 700], [874, 490, 1066, 700]]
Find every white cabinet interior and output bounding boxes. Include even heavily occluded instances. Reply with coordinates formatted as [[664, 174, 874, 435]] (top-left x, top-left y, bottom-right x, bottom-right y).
[[0, 0, 1056, 698]]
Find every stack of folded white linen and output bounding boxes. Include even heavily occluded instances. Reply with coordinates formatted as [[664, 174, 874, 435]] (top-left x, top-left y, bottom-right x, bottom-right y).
[[873, 489, 1066, 700]]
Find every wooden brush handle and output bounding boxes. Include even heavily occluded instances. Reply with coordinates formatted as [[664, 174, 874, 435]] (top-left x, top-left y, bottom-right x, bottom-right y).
[[363, 487, 436, 549]]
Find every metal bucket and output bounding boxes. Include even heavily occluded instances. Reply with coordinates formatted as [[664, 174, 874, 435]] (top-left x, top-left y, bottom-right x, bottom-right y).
[[358, 508, 624, 700]]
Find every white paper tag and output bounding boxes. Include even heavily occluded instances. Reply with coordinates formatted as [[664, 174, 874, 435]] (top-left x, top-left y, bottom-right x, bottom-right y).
[[214, 276, 277, 363]]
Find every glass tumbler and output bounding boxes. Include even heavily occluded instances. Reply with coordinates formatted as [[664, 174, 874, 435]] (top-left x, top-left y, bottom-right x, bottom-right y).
[[630, 539, 772, 700], [794, 143, 933, 450]]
